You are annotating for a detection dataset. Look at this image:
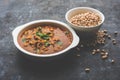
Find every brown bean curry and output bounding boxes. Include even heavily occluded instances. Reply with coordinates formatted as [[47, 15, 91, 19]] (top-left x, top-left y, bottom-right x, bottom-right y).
[[18, 24, 73, 54]]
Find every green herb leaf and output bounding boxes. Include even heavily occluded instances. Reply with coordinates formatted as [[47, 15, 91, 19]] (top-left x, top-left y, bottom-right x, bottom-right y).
[[44, 42, 50, 47], [42, 36, 50, 40], [56, 40, 63, 46], [36, 32, 50, 40], [22, 38, 26, 42], [36, 32, 43, 37], [65, 31, 69, 35]]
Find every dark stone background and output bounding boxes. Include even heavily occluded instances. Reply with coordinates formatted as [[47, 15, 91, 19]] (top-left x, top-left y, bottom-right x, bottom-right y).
[[0, 0, 120, 80]]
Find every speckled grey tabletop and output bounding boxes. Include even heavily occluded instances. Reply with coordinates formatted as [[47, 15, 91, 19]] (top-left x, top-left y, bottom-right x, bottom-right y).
[[0, 0, 120, 80]]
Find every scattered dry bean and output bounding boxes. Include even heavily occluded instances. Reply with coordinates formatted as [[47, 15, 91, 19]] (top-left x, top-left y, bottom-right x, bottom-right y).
[[92, 51, 96, 55], [77, 54, 80, 57], [112, 39, 116, 42], [113, 41, 117, 45], [96, 49, 100, 52], [108, 35, 111, 39], [80, 44, 84, 47], [114, 31, 118, 35], [85, 68, 90, 72], [102, 55, 108, 59], [76, 47, 80, 51], [101, 49, 106, 52], [111, 59, 115, 63], [100, 52, 105, 56], [103, 30, 107, 33]]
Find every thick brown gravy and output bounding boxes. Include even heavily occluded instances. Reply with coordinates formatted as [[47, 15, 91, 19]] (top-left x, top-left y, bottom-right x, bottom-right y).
[[18, 25, 73, 54]]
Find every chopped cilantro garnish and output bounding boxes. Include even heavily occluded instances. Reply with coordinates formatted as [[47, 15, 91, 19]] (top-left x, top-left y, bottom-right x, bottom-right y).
[[56, 40, 63, 46], [36, 32, 50, 40], [65, 31, 69, 35], [44, 42, 50, 47], [22, 38, 26, 42]]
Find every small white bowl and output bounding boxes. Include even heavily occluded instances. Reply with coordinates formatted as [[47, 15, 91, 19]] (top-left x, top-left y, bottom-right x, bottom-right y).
[[12, 20, 79, 60], [65, 7, 105, 35]]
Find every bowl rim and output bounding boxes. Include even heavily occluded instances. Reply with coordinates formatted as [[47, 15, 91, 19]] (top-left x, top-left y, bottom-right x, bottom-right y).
[[65, 7, 105, 28], [12, 20, 79, 57]]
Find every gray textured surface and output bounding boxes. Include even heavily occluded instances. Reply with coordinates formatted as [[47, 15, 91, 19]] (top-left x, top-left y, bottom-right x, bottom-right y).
[[0, 0, 120, 80]]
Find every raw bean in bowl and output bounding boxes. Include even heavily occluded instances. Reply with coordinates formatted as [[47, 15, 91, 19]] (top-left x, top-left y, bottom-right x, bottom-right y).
[[70, 12, 102, 27]]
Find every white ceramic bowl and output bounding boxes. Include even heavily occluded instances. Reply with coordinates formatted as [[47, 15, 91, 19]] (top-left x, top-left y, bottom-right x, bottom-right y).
[[65, 7, 105, 35], [12, 20, 79, 59]]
